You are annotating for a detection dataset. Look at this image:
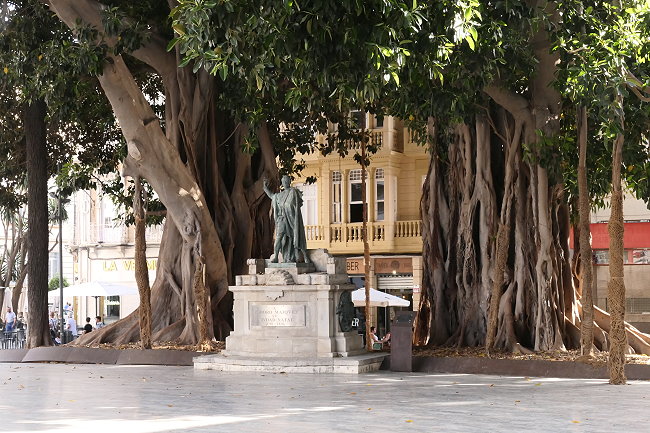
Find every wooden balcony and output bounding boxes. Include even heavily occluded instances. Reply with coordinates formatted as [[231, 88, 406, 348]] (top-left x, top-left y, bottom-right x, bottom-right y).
[[305, 220, 422, 255]]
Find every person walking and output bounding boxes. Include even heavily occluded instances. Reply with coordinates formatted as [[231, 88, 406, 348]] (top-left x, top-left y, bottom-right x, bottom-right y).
[[5, 307, 16, 332], [66, 313, 78, 339]]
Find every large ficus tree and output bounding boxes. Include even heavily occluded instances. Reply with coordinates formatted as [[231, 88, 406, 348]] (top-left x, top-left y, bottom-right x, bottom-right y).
[[37, 0, 427, 345], [399, 0, 650, 374]]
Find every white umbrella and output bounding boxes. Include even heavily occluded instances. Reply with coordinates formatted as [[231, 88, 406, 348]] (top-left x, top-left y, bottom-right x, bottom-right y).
[[351, 287, 410, 308], [1, 288, 11, 310], [48, 281, 138, 300]]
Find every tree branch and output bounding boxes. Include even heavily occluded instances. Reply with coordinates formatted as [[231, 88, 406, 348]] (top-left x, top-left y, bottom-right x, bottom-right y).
[[45, 0, 176, 82], [484, 83, 533, 125]]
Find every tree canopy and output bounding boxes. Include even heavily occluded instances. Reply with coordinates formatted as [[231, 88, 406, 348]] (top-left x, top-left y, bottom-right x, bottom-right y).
[[2, 0, 650, 356]]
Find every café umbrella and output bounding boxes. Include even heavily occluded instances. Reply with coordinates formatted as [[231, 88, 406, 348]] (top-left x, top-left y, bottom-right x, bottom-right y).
[[351, 287, 410, 308]]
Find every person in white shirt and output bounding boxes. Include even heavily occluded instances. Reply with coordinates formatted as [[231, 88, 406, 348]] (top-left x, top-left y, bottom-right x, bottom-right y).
[[66, 314, 78, 338], [48, 312, 57, 330], [5, 307, 16, 332], [95, 316, 105, 329]]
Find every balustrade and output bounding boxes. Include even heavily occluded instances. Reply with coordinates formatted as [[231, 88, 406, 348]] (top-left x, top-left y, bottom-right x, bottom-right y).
[[305, 220, 420, 248], [395, 220, 421, 238]]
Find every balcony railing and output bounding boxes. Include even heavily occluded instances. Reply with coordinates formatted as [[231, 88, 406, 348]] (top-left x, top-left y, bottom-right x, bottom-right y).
[[395, 220, 421, 238], [306, 220, 422, 253], [77, 223, 164, 245], [92, 223, 125, 244], [344, 131, 383, 150]]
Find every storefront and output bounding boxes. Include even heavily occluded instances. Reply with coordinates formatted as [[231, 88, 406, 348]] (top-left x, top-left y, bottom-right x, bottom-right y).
[[346, 255, 420, 337], [70, 246, 158, 325]]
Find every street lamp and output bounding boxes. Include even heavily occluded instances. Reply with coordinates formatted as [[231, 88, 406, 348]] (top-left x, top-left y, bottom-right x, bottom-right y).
[[58, 167, 65, 343]]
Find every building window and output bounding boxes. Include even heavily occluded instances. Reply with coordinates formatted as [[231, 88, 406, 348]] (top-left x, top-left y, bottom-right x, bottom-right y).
[[105, 295, 120, 324], [349, 169, 367, 223], [296, 183, 318, 226], [374, 116, 384, 128], [593, 249, 631, 265], [626, 298, 650, 313], [350, 110, 366, 130], [632, 249, 650, 264], [48, 251, 60, 281], [332, 171, 342, 223], [375, 168, 385, 221]]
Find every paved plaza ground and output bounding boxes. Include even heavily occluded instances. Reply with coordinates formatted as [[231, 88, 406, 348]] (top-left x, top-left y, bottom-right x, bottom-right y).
[[0, 363, 648, 432]]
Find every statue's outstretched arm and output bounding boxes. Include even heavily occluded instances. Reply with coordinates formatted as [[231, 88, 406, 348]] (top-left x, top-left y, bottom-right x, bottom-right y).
[[263, 178, 274, 199]]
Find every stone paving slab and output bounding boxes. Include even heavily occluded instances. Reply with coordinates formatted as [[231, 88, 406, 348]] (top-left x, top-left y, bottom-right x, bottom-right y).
[[1, 363, 649, 432], [194, 352, 386, 374]]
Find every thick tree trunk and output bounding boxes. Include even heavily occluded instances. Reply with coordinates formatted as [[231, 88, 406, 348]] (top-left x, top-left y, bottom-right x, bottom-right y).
[[46, 0, 275, 346], [577, 106, 595, 356], [608, 131, 627, 384], [133, 177, 151, 349], [25, 98, 52, 348]]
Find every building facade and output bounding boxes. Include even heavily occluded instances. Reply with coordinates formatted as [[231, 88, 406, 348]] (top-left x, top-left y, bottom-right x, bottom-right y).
[[67, 187, 161, 325], [295, 113, 429, 335], [589, 195, 650, 332]]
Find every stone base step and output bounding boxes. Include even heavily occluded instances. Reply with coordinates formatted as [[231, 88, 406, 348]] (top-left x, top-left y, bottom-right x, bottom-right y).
[[193, 352, 387, 374]]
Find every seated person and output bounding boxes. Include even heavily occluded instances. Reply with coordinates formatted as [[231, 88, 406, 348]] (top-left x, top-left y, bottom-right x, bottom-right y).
[[83, 317, 93, 334], [369, 326, 380, 343]]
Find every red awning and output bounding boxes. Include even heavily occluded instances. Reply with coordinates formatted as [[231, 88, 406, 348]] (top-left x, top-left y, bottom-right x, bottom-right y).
[[575, 222, 650, 250]]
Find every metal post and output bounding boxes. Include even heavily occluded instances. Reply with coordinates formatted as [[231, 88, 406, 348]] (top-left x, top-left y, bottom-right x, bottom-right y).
[[58, 171, 64, 343]]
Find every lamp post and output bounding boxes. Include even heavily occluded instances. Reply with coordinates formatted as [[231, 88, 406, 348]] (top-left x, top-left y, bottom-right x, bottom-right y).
[[58, 169, 65, 343]]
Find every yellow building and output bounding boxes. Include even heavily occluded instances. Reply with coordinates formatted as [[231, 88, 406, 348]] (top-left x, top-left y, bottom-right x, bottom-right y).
[[294, 113, 429, 335]]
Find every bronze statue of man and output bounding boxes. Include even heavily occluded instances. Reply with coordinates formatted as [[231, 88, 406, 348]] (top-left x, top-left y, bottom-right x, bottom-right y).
[[263, 175, 311, 264]]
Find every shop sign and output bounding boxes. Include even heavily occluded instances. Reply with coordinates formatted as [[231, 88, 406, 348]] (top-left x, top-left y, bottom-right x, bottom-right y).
[[346, 258, 365, 274], [375, 257, 413, 274], [100, 259, 158, 272]]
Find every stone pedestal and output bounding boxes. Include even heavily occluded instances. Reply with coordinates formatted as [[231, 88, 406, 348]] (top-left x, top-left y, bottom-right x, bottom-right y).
[[226, 256, 363, 358], [194, 251, 386, 373]]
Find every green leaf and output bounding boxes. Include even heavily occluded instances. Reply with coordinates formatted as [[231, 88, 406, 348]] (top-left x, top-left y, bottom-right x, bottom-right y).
[[468, 27, 478, 44], [166, 38, 180, 53], [465, 35, 475, 51]]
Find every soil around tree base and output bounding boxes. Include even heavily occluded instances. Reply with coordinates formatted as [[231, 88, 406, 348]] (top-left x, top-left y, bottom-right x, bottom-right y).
[[0, 344, 221, 366], [393, 347, 650, 380]]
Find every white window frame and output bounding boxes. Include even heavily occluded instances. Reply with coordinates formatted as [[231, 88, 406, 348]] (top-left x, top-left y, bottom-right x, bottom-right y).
[[332, 171, 342, 224], [350, 110, 367, 130], [375, 168, 385, 221], [296, 182, 318, 226], [348, 169, 368, 223]]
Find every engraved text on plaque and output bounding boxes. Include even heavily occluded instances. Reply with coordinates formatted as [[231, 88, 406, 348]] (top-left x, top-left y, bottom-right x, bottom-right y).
[[250, 304, 306, 327]]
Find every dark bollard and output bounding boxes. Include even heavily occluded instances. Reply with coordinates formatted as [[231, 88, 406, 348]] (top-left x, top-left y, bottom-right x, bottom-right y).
[[390, 311, 415, 372]]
